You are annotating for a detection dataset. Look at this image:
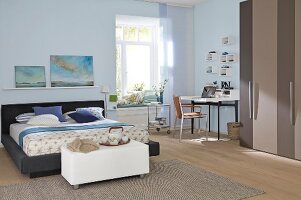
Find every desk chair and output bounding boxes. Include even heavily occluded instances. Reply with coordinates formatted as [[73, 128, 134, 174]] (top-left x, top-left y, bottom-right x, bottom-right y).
[[173, 95, 208, 142]]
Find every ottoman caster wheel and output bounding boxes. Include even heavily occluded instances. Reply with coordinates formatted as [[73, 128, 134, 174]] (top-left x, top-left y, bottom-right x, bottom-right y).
[[167, 130, 171, 134], [140, 174, 146, 178], [156, 128, 160, 132], [73, 185, 79, 190]]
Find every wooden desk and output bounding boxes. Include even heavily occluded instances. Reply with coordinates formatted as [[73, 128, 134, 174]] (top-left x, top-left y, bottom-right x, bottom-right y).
[[181, 93, 240, 140]]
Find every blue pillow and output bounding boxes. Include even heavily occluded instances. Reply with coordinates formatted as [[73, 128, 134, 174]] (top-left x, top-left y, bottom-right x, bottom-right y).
[[33, 106, 65, 122], [68, 110, 99, 123], [76, 107, 105, 120]]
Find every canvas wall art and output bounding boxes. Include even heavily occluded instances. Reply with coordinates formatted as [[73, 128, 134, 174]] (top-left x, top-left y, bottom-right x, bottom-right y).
[[50, 55, 94, 87], [15, 66, 46, 88]]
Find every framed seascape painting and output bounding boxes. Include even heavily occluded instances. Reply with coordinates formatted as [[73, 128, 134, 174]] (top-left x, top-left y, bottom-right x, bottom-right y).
[[50, 55, 94, 87], [15, 66, 46, 88]]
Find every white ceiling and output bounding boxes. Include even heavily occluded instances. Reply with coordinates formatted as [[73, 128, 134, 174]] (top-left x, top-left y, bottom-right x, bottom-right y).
[[142, 0, 207, 7]]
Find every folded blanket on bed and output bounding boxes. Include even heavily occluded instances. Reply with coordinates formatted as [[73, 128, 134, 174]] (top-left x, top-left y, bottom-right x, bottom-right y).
[[67, 138, 99, 153]]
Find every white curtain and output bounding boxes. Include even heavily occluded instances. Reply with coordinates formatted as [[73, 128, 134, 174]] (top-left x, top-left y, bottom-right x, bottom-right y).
[[159, 3, 173, 105], [158, 3, 195, 127]]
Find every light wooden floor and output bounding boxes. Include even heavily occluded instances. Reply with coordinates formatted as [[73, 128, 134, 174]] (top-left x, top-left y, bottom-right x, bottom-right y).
[[150, 131, 301, 200], [1, 130, 301, 200]]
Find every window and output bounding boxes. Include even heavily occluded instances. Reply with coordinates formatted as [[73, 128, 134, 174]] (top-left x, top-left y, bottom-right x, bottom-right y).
[[116, 22, 159, 98]]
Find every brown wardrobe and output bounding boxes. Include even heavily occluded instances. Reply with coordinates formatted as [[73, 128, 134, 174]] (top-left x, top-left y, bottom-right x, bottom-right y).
[[240, 0, 301, 160]]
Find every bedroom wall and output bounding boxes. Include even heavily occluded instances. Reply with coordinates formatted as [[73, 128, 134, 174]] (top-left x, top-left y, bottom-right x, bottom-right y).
[[0, 0, 160, 143], [0, 0, 160, 103], [167, 6, 195, 98], [194, 0, 243, 133], [0, 0, 195, 143]]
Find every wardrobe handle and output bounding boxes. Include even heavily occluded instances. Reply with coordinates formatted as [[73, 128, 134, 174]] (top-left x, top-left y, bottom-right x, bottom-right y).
[[290, 82, 295, 125], [249, 81, 253, 119]]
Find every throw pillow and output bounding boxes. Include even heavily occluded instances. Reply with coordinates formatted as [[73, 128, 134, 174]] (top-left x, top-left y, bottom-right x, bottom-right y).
[[76, 107, 105, 120], [16, 113, 35, 123], [27, 114, 60, 126], [33, 106, 66, 122], [68, 110, 99, 123]]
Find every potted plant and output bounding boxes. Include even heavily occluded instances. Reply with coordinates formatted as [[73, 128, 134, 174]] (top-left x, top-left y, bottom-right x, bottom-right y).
[[152, 79, 168, 104]]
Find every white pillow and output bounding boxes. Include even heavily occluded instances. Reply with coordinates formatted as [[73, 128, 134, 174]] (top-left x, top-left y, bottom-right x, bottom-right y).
[[63, 111, 77, 124], [63, 111, 76, 120], [27, 114, 60, 126], [76, 107, 105, 120], [16, 113, 35, 123]]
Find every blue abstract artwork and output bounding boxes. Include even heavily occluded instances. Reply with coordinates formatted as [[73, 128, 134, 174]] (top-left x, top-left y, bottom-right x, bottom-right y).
[[50, 55, 94, 87], [15, 66, 46, 88]]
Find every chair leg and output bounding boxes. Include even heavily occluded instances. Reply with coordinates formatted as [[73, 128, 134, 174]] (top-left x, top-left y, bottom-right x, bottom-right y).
[[173, 118, 177, 138], [174, 118, 177, 130], [198, 118, 201, 134], [180, 118, 184, 143], [205, 116, 208, 141]]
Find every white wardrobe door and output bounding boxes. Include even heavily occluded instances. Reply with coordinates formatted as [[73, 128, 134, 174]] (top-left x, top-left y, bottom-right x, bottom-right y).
[[252, 0, 278, 154], [295, 0, 301, 160]]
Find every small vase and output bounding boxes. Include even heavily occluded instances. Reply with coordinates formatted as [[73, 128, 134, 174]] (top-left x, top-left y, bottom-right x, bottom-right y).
[[159, 92, 164, 104]]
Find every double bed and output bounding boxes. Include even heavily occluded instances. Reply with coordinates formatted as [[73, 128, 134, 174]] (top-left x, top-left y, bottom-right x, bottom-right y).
[[1, 100, 160, 178]]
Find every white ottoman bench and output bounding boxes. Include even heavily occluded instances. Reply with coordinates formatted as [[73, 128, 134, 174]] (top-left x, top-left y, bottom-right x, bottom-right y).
[[61, 140, 149, 189]]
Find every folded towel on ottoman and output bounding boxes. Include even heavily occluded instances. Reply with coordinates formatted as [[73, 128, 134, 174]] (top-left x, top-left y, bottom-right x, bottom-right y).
[[67, 138, 99, 153]]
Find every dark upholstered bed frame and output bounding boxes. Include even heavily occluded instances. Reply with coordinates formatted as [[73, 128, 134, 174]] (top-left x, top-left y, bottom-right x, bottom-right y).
[[1, 100, 160, 178]]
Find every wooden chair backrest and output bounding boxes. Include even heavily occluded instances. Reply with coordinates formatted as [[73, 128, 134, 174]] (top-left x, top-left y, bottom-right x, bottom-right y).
[[173, 95, 182, 119]]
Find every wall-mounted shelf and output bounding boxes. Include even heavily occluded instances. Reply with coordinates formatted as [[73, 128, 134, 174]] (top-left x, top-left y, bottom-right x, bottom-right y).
[[220, 54, 237, 63], [2, 86, 100, 91], [222, 36, 233, 45], [219, 67, 232, 77], [206, 66, 218, 74], [220, 55, 227, 63], [205, 52, 218, 61]]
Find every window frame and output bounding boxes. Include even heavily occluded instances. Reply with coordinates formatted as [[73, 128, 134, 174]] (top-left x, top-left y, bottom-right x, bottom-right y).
[[116, 24, 159, 97]]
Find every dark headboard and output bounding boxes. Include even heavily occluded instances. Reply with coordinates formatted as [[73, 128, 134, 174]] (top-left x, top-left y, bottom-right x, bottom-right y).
[[1, 100, 104, 135]]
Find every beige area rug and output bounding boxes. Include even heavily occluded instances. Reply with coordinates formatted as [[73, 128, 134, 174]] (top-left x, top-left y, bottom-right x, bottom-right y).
[[0, 160, 264, 200]]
